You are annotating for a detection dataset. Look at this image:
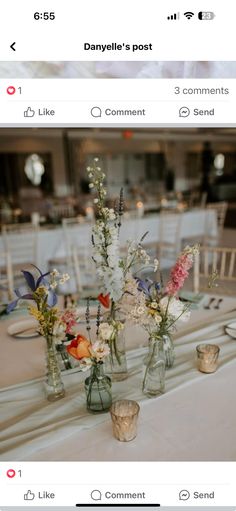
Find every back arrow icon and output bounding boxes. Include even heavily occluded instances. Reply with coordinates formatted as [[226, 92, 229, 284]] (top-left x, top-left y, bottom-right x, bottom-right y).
[[10, 42, 16, 51]]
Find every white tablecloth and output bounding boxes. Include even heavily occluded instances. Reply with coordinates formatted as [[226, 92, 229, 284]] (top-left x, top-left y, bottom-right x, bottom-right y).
[[0, 297, 236, 462], [0, 209, 217, 271]]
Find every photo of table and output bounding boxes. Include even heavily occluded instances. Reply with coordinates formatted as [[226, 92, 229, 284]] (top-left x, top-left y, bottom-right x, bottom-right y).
[[0, 295, 235, 462]]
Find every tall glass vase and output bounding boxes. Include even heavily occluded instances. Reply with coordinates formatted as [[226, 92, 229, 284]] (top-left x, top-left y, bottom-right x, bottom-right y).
[[104, 310, 128, 381], [142, 337, 165, 397], [85, 363, 112, 412], [45, 335, 65, 402]]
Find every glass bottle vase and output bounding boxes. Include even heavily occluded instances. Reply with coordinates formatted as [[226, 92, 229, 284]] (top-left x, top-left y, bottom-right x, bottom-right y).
[[105, 325, 128, 381], [142, 337, 165, 397], [104, 310, 128, 381], [85, 363, 112, 412], [45, 335, 65, 402], [56, 342, 74, 371], [163, 332, 175, 369]]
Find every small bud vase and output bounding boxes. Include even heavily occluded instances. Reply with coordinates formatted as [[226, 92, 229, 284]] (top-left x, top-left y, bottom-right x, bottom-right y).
[[85, 362, 112, 412], [104, 310, 128, 382], [142, 337, 165, 397], [45, 335, 65, 402]]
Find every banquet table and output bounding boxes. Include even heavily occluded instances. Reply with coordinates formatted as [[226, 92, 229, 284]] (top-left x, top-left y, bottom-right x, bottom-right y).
[[0, 294, 236, 462], [0, 209, 217, 271]]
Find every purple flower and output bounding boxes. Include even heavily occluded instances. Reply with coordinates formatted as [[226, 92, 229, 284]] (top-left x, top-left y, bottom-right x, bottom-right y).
[[7, 265, 57, 313]]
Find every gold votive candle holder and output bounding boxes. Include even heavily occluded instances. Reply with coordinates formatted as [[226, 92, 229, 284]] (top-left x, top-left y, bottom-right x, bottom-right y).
[[110, 399, 140, 442], [196, 344, 220, 373]]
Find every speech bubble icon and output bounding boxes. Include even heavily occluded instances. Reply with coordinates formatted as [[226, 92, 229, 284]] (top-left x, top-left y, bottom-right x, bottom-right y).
[[91, 490, 102, 501], [179, 106, 190, 118], [179, 489, 190, 501], [91, 106, 102, 118]]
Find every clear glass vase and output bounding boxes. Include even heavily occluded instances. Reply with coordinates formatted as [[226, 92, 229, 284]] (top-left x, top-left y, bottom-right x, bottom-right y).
[[56, 342, 74, 371], [142, 337, 165, 397], [163, 332, 175, 369], [85, 363, 112, 413], [104, 311, 128, 382], [45, 335, 65, 402]]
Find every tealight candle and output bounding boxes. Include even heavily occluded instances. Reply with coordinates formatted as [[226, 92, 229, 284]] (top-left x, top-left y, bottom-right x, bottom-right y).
[[85, 206, 94, 220], [110, 399, 140, 442], [136, 201, 144, 218], [196, 344, 220, 373]]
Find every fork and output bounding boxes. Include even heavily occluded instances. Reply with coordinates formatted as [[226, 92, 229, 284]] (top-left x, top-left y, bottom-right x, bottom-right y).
[[204, 297, 215, 310]]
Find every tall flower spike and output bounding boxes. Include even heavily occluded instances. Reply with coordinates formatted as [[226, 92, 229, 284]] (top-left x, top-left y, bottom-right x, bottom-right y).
[[85, 297, 91, 334], [96, 303, 101, 337], [118, 187, 124, 229]]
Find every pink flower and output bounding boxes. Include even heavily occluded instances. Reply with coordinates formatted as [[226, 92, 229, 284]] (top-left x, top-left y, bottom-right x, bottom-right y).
[[165, 246, 198, 296], [61, 308, 79, 335]]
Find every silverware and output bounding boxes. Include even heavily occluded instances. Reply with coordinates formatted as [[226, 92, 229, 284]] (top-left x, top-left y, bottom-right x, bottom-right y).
[[204, 297, 215, 310], [214, 298, 223, 309]]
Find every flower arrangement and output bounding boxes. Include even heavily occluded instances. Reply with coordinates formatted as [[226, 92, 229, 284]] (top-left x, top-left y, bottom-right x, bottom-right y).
[[7, 266, 71, 338], [119, 244, 199, 395], [66, 300, 112, 412], [121, 245, 199, 337], [7, 266, 74, 401], [87, 158, 159, 375]]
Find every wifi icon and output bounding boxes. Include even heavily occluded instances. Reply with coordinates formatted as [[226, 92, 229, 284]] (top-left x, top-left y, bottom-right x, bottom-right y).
[[184, 11, 194, 19]]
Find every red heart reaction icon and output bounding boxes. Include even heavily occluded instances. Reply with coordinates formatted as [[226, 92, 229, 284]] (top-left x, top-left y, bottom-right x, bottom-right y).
[[7, 469, 16, 478], [7, 86, 16, 95]]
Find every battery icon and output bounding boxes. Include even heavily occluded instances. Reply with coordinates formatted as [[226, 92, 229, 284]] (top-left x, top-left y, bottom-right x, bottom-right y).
[[198, 11, 215, 20]]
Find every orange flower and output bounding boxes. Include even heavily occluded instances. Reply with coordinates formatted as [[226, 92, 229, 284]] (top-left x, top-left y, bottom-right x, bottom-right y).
[[98, 293, 110, 308], [67, 334, 92, 360]]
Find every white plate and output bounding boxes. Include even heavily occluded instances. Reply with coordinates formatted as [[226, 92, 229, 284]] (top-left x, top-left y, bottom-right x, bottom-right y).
[[7, 319, 40, 339], [225, 321, 236, 339]]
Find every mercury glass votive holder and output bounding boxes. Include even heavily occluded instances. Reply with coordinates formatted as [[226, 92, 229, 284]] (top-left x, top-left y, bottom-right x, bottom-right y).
[[110, 399, 140, 442], [196, 344, 220, 373]]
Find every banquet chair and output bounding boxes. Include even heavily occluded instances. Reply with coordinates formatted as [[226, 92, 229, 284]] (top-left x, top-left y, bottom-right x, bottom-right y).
[[49, 204, 75, 222], [2, 223, 38, 259], [204, 201, 228, 244], [0, 251, 14, 300], [72, 246, 99, 299], [193, 245, 236, 295], [157, 211, 182, 266], [2, 224, 38, 285]]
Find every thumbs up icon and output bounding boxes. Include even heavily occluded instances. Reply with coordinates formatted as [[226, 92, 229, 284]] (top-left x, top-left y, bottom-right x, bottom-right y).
[[24, 490, 35, 500], [24, 107, 35, 118]]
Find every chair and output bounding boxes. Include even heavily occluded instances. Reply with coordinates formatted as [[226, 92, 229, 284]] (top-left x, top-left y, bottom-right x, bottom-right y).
[[188, 191, 207, 209], [205, 202, 228, 244], [49, 204, 75, 222], [193, 245, 236, 295], [72, 246, 99, 298], [2, 223, 38, 287], [157, 211, 182, 266], [0, 251, 14, 300]]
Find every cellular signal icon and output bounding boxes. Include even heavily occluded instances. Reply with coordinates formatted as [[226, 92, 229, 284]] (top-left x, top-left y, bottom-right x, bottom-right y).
[[167, 12, 180, 20]]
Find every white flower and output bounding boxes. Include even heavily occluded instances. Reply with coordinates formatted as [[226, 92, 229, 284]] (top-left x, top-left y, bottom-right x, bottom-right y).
[[94, 198, 99, 204], [160, 296, 190, 323], [59, 273, 70, 284], [91, 341, 110, 361], [98, 322, 115, 341], [50, 281, 58, 290], [50, 268, 59, 277], [89, 183, 94, 189], [154, 314, 162, 325], [150, 301, 158, 309], [53, 322, 66, 342]]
